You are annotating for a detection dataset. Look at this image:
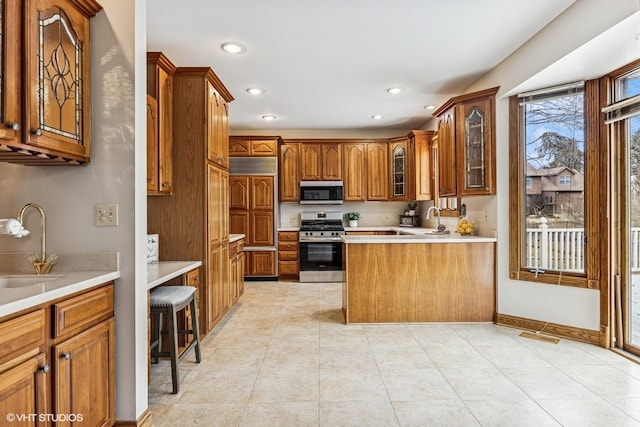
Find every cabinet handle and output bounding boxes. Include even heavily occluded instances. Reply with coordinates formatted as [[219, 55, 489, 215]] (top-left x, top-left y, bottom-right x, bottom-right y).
[[33, 128, 43, 136], [62, 351, 71, 360], [40, 364, 50, 373], [8, 122, 20, 131]]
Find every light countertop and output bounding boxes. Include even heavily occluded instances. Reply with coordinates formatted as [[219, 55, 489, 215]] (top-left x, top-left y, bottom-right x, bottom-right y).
[[341, 233, 496, 244], [147, 260, 202, 290], [230, 233, 245, 243]]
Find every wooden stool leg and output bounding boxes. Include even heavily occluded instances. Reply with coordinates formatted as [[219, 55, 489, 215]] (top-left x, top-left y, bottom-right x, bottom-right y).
[[168, 306, 179, 394], [190, 297, 201, 363], [151, 311, 162, 364]]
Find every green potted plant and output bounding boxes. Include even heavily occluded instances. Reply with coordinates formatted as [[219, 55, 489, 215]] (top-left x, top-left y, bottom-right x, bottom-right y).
[[407, 203, 417, 216], [345, 212, 361, 227]]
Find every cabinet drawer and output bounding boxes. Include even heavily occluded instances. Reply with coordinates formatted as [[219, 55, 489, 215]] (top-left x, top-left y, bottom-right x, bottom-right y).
[[237, 239, 244, 252], [278, 241, 298, 251], [186, 268, 200, 287], [279, 251, 298, 261], [278, 261, 299, 275], [53, 283, 115, 338], [229, 241, 238, 257], [0, 309, 45, 362], [278, 231, 299, 242]]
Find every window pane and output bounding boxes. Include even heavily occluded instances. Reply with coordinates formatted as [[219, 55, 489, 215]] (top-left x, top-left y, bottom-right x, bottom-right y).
[[629, 115, 640, 347], [523, 92, 585, 273], [618, 70, 640, 101]]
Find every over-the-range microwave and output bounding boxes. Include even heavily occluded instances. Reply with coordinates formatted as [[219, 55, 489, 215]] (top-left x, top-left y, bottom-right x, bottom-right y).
[[299, 181, 343, 204]]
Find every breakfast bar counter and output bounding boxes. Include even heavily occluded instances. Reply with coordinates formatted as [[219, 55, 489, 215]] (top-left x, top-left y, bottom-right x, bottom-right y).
[[341, 234, 496, 324]]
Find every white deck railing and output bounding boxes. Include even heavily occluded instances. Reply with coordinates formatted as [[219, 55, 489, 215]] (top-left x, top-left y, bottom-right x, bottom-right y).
[[525, 226, 640, 273]]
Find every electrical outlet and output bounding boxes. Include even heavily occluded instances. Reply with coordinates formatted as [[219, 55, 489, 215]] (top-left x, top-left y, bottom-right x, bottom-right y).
[[289, 215, 298, 225], [96, 203, 118, 226]]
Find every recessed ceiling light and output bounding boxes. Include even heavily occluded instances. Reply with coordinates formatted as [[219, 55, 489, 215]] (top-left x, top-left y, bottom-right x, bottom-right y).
[[424, 105, 436, 110], [386, 87, 404, 94], [221, 42, 246, 54], [246, 87, 265, 95], [371, 115, 384, 120], [261, 114, 277, 121]]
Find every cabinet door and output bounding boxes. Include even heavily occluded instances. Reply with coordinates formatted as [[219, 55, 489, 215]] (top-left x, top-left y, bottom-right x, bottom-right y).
[[237, 252, 245, 297], [251, 176, 274, 210], [24, 0, 98, 162], [0, 0, 21, 145], [414, 132, 433, 201], [279, 143, 300, 202], [229, 176, 250, 210], [207, 245, 222, 329], [457, 97, 495, 195], [220, 242, 230, 314], [0, 353, 49, 426], [207, 83, 228, 168], [229, 139, 250, 156], [389, 139, 409, 201], [146, 95, 159, 192], [54, 319, 115, 427], [156, 63, 173, 193], [247, 251, 276, 276], [437, 108, 457, 196], [366, 143, 388, 200], [208, 165, 224, 246], [250, 212, 274, 246], [229, 210, 249, 236], [342, 143, 366, 201], [300, 143, 321, 180], [322, 143, 342, 180]]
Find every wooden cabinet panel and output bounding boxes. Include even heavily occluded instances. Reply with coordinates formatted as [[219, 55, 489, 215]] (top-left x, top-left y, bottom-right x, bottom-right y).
[[278, 231, 299, 242], [250, 212, 274, 246], [414, 131, 434, 201], [277, 231, 299, 279], [279, 143, 300, 202], [146, 95, 159, 192], [300, 142, 342, 181], [322, 143, 342, 180], [229, 210, 249, 236], [147, 52, 176, 195], [0, 353, 48, 424], [0, 0, 21, 147], [389, 138, 411, 201], [206, 82, 230, 168], [300, 143, 322, 180], [229, 138, 278, 157], [229, 176, 250, 210], [436, 108, 457, 197], [247, 251, 276, 276], [0, 310, 45, 364], [366, 142, 388, 200], [53, 319, 115, 427], [52, 284, 114, 339], [342, 143, 367, 201], [251, 176, 274, 210]]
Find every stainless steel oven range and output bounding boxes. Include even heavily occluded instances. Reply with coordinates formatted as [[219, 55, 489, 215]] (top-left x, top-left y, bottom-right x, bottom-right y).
[[299, 212, 345, 283]]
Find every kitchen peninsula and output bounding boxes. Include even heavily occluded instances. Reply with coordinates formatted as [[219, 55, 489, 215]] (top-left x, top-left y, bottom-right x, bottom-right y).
[[342, 232, 496, 323]]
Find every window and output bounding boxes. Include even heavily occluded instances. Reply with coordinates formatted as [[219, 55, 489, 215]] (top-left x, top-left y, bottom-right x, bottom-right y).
[[559, 175, 572, 185], [510, 80, 602, 288]]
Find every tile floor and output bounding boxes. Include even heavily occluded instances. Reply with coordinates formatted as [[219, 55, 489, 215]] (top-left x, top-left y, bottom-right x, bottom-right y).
[[149, 281, 640, 426]]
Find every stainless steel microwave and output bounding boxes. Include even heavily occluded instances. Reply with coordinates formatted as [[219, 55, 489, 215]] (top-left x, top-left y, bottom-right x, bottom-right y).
[[299, 181, 343, 204]]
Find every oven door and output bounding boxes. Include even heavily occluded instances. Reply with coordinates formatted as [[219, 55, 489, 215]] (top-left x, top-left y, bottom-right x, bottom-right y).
[[299, 241, 344, 282]]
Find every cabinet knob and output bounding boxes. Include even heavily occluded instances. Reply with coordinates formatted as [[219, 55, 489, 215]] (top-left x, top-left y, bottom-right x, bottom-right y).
[[62, 351, 71, 360], [40, 363, 51, 373], [33, 128, 43, 136], [8, 122, 20, 131]]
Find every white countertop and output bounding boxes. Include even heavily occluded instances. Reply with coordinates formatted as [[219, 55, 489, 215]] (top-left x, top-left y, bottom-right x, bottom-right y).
[[230, 233, 245, 243], [277, 227, 300, 232], [0, 270, 121, 318], [147, 261, 202, 290], [342, 226, 496, 243]]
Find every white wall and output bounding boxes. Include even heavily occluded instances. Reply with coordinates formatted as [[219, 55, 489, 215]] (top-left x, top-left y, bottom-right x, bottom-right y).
[[467, 0, 638, 331], [0, 0, 147, 421]]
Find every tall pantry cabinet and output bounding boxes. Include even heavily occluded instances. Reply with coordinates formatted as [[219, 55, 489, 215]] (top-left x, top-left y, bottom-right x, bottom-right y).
[[147, 67, 234, 335]]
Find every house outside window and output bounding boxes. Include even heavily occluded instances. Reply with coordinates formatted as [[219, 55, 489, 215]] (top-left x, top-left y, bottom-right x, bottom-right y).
[[559, 175, 572, 185]]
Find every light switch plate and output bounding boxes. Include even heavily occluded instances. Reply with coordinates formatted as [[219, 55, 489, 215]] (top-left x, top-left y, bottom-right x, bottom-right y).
[[96, 203, 118, 226]]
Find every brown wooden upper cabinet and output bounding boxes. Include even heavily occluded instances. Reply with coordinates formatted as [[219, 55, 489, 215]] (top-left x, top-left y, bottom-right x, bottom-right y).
[[279, 142, 300, 202], [300, 142, 342, 180], [342, 142, 367, 201], [147, 52, 176, 195], [387, 130, 434, 202], [0, 0, 102, 165], [366, 142, 389, 201], [229, 136, 279, 157], [432, 87, 498, 197]]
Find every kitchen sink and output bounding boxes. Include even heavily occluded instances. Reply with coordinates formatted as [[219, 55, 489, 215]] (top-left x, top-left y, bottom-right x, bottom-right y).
[[0, 275, 63, 289]]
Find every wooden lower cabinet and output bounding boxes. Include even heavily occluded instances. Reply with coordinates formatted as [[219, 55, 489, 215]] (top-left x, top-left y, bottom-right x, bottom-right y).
[[245, 251, 276, 276], [278, 231, 299, 280], [230, 239, 245, 304], [0, 282, 115, 427]]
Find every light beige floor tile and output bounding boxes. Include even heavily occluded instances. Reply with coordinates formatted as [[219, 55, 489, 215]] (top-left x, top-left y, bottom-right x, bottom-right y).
[[319, 400, 399, 427], [560, 365, 640, 398], [501, 366, 595, 399], [439, 367, 529, 401], [319, 368, 388, 402], [536, 397, 640, 427], [156, 402, 244, 427], [371, 343, 435, 370], [250, 368, 319, 402], [262, 346, 319, 370], [473, 342, 553, 369], [392, 400, 480, 427], [464, 398, 562, 427], [319, 329, 370, 350], [425, 343, 494, 368], [178, 369, 256, 403], [380, 368, 458, 401], [269, 328, 320, 348], [605, 397, 640, 422], [319, 347, 377, 370], [205, 347, 267, 373], [240, 402, 318, 427]]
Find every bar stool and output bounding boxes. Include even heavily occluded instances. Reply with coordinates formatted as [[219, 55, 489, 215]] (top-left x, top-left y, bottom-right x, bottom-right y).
[[150, 285, 201, 394]]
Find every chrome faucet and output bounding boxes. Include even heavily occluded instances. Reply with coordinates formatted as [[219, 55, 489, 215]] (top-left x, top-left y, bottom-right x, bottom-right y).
[[426, 206, 448, 233], [16, 203, 57, 274]]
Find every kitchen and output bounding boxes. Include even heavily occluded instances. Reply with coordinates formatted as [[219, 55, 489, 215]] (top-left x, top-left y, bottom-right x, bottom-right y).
[[0, 1, 639, 426]]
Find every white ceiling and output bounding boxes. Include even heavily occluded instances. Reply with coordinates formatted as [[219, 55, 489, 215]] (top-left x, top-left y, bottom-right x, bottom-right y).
[[147, 0, 577, 131]]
